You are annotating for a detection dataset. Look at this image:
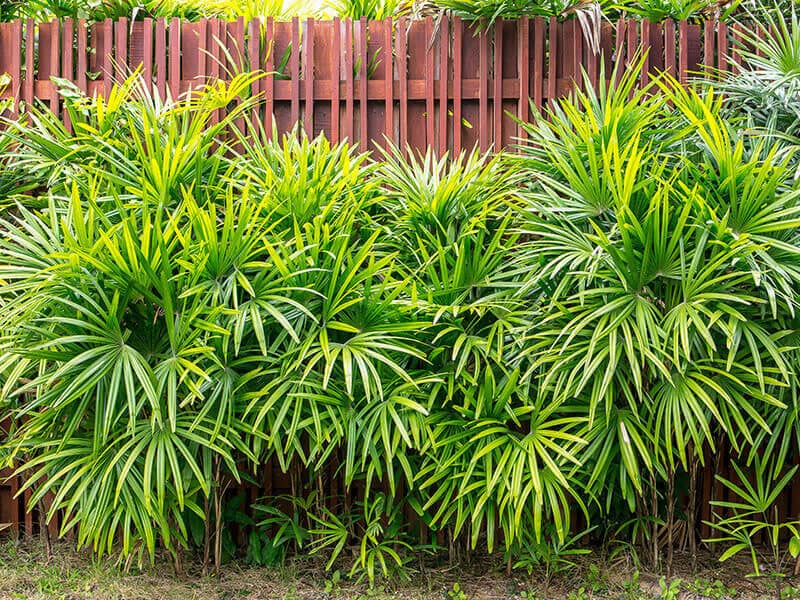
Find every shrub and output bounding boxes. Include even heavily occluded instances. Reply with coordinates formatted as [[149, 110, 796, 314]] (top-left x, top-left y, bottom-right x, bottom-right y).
[[1, 21, 800, 581]]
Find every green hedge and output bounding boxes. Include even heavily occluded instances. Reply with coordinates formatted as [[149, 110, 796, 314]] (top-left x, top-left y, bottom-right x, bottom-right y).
[[1, 50, 800, 580]]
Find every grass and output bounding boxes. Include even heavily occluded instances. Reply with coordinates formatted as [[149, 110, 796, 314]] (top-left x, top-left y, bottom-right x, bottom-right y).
[[1, 539, 800, 599]]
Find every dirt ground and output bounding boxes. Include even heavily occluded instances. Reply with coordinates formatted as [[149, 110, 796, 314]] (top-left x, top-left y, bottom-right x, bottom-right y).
[[0, 539, 798, 600]]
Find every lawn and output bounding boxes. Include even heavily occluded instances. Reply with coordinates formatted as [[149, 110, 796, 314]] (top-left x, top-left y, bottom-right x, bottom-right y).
[[0, 540, 798, 600]]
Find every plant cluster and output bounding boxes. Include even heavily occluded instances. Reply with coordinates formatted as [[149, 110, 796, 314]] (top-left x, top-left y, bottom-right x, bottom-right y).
[[2, 8, 800, 589], [0, 0, 794, 23], [0, 0, 325, 22]]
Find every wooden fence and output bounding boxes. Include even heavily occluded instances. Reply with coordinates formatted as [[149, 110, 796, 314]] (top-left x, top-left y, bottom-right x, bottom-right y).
[[0, 16, 749, 156], [0, 15, 785, 543]]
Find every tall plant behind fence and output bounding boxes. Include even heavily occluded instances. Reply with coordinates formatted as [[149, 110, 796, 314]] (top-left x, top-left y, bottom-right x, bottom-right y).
[[0, 16, 754, 154]]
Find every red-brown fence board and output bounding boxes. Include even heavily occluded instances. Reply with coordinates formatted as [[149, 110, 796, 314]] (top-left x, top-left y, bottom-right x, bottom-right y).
[[263, 17, 275, 137], [383, 18, 394, 150], [407, 18, 427, 152], [357, 18, 369, 152], [438, 17, 449, 155], [501, 19, 518, 148], [23, 20, 34, 108]]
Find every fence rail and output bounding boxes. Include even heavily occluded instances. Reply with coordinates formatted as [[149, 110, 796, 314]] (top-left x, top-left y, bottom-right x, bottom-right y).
[[0, 16, 751, 155]]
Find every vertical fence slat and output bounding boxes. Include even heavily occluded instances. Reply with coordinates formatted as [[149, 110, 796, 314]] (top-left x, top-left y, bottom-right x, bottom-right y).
[[196, 18, 207, 89], [290, 17, 300, 131], [547, 17, 557, 106], [168, 18, 180, 99], [461, 22, 480, 152], [156, 18, 166, 99], [234, 17, 245, 73], [647, 21, 663, 73], [208, 19, 221, 127], [248, 18, 260, 129], [599, 21, 613, 74], [142, 19, 154, 92], [452, 17, 462, 155], [115, 17, 128, 82], [344, 18, 354, 143], [358, 17, 368, 152], [366, 20, 382, 153], [641, 19, 651, 86], [614, 17, 626, 84], [312, 20, 331, 139], [425, 17, 435, 150], [50, 21, 61, 115], [7, 472, 18, 539], [587, 28, 598, 90], [62, 18, 74, 131], [532, 17, 543, 112], [687, 22, 702, 80], [304, 18, 314, 135], [76, 19, 88, 94], [331, 18, 341, 142], [731, 23, 743, 74], [264, 18, 275, 136], [518, 17, 530, 138], [792, 455, 800, 525], [88, 21, 99, 93], [397, 17, 407, 154], [664, 19, 676, 78], [626, 17, 637, 74], [217, 20, 226, 125], [703, 20, 714, 74], [438, 16, 449, 156], [23, 487, 32, 539], [492, 19, 503, 152], [407, 21, 426, 153], [129, 21, 144, 75], [230, 20, 244, 139], [384, 17, 394, 149], [8, 20, 22, 116], [62, 18, 73, 83], [273, 21, 291, 136], [700, 454, 712, 539], [500, 19, 515, 149], [678, 20, 689, 84], [247, 18, 261, 74], [23, 19, 34, 109], [755, 23, 766, 58], [717, 21, 729, 75], [478, 24, 489, 152], [572, 18, 583, 92], [101, 19, 112, 96], [181, 21, 198, 94]]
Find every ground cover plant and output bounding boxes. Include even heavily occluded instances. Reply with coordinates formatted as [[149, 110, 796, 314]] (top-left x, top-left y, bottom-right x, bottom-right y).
[[2, 6, 800, 595]]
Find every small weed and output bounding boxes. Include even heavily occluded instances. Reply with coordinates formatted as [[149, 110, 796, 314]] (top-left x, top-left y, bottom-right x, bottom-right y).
[[622, 571, 643, 600], [781, 585, 800, 600], [324, 569, 343, 594], [567, 586, 589, 600], [448, 582, 468, 600], [686, 577, 738, 599], [586, 563, 609, 593], [283, 584, 300, 600], [659, 577, 682, 600], [354, 585, 389, 599]]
